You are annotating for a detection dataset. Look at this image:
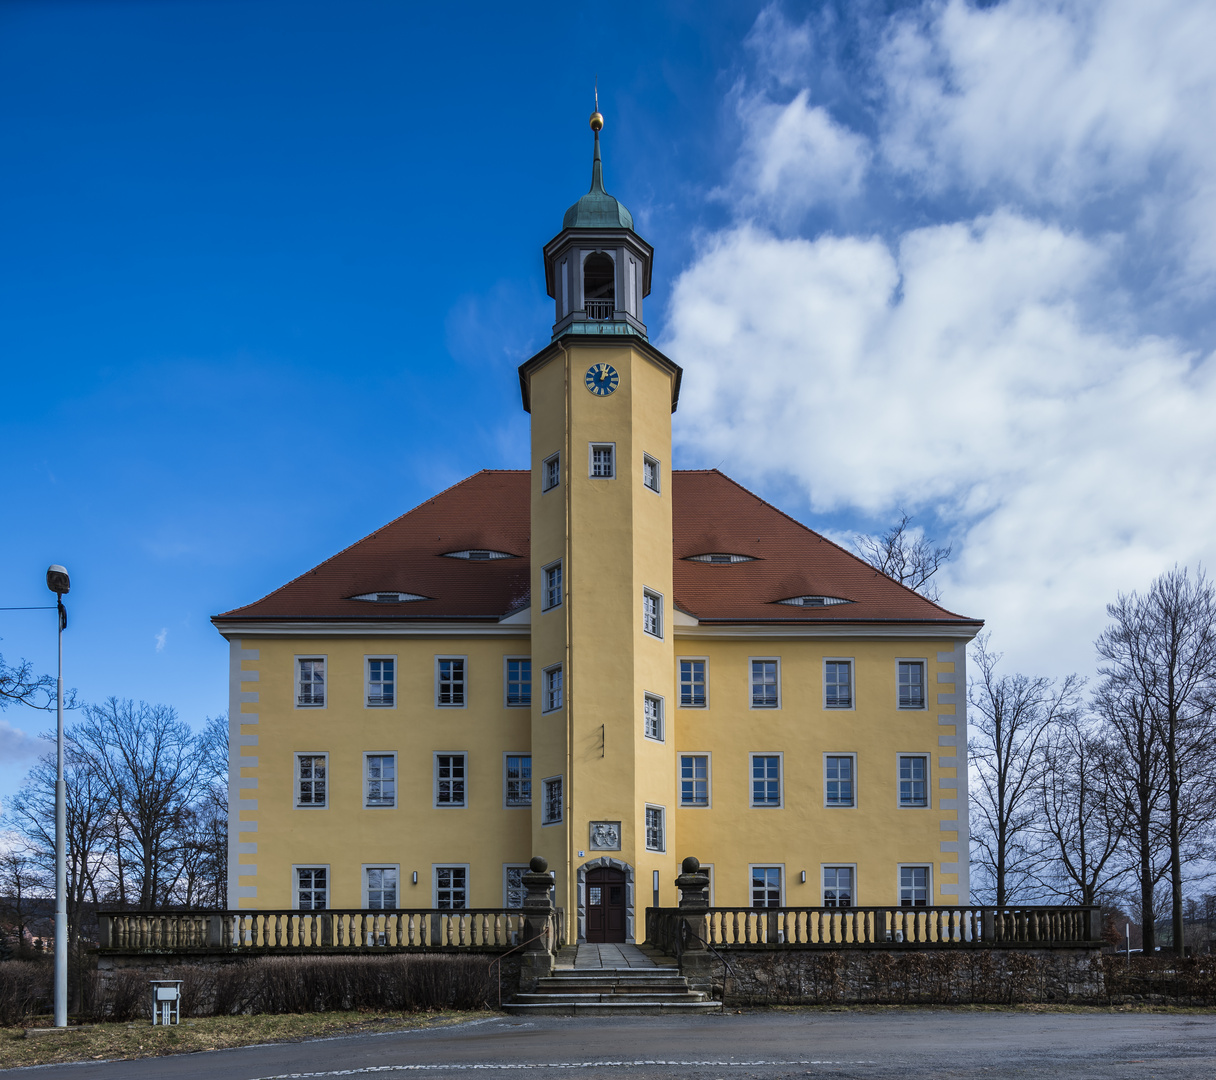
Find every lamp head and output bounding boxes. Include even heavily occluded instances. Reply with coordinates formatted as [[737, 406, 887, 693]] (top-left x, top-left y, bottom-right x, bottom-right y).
[[46, 565, 70, 596]]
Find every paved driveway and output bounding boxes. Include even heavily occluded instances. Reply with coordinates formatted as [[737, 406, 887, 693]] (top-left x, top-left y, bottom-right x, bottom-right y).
[[9, 1010, 1216, 1080]]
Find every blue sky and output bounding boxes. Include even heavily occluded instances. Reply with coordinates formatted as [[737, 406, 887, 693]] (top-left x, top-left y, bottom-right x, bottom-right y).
[[3, 0, 1215, 809]]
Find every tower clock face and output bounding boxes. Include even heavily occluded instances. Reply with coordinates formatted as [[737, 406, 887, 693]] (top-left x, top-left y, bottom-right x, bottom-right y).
[[585, 363, 619, 396]]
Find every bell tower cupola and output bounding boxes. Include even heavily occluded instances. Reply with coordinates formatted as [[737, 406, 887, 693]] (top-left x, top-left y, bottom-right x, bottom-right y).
[[544, 104, 653, 342]]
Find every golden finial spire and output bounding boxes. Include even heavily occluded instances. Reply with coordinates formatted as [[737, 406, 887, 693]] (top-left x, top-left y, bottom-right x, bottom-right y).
[[590, 79, 603, 132]]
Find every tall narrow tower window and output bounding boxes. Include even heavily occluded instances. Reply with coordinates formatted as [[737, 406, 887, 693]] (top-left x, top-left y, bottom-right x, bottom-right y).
[[583, 252, 614, 319]]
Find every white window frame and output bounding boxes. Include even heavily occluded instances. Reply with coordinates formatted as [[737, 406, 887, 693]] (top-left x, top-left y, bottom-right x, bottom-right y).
[[644, 804, 666, 852], [589, 441, 616, 479], [542, 560, 563, 611], [824, 657, 856, 711], [642, 588, 664, 640], [364, 654, 397, 709], [678, 752, 712, 808], [898, 864, 933, 908], [503, 863, 530, 908], [700, 862, 715, 905], [678, 656, 708, 709], [293, 864, 330, 911], [435, 655, 468, 708], [643, 453, 661, 493], [749, 751, 784, 808], [897, 753, 931, 809], [542, 664, 563, 713], [434, 864, 470, 910], [503, 656, 532, 709], [896, 658, 927, 710], [363, 751, 397, 809], [542, 452, 561, 493], [541, 775, 563, 825], [823, 752, 858, 809], [749, 657, 781, 709], [294, 752, 329, 808], [643, 692, 665, 742], [821, 864, 858, 908], [433, 751, 468, 809], [362, 864, 401, 910], [295, 655, 327, 709], [503, 752, 532, 809], [749, 864, 784, 908]]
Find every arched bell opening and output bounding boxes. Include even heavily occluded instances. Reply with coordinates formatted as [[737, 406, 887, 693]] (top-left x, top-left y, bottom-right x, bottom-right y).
[[583, 252, 615, 320]]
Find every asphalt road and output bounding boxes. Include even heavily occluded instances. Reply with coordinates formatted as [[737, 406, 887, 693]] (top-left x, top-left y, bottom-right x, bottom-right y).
[[10, 1010, 1216, 1080]]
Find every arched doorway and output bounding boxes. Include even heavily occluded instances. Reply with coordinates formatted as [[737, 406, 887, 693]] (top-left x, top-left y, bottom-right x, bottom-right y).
[[584, 866, 627, 943]]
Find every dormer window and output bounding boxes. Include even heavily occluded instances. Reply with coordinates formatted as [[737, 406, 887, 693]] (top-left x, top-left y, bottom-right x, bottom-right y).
[[350, 592, 428, 603], [583, 252, 614, 320], [685, 553, 757, 564], [777, 595, 852, 608], [442, 550, 514, 561]]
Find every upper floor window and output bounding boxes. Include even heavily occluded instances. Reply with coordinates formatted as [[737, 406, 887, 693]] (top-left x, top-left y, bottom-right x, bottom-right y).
[[645, 805, 665, 852], [643, 455, 660, 493], [643, 590, 663, 639], [751, 754, 782, 807], [543, 453, 560, 492], [366, 867, 398, 910], [825, 660, 853, 709], [543, 665, 563, 712], [680, 754, 709, 807], [505, 754, 532, 807], [900, 866, 930, 907], [583, 251, 614, 319], [543, 562, 563, 610], [505, 658, 531, 707], [436, 657, 466, 707], [643, 693, 664, 741], [823, 866, 853, 908], [364, 753, 396, 808], [751, 659, 779, 708], [825, 755, 855, 807], [296, 866, 327, 911], [366, 658, 394, 707], [898, 661, 925, 709], [542, 775, 563, 824], [297, 658, 326, 707], [296, 754, 328, 808], [590, 443, 615, 478], [680, 659, 707, 707], [751, 866, 782, 909], [435, 753, 467, 807], [899, 755, 929, 807]]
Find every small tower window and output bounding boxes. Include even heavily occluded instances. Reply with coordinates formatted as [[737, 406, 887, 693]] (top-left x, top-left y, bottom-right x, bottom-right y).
[[583, 253, 614, 319]]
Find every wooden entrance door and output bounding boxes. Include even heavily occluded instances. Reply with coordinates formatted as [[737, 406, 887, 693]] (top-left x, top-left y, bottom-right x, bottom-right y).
[[584, 867, 627, 943]]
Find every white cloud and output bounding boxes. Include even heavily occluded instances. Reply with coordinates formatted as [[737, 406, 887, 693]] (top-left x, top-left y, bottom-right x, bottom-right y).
[[0, 719, 46, 763], [155, 628, 168, 653]]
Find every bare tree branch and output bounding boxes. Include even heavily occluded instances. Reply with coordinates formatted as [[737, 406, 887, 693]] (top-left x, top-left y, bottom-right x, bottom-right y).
[[853, 511, 952, 601]]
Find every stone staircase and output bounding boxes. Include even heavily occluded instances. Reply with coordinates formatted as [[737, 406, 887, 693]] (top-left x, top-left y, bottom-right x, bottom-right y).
[[504, 965, 721, 1015]]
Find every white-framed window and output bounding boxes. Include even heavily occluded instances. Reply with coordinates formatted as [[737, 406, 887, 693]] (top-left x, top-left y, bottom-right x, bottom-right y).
[[504, 753, 531, 807], [542, 452, 561, 492], [898, 660, 926, 709], [825, 754, 856, 808], [644, 804, 665, 852], [679, 658, 707, 708], [504, 657, 531, 708], [643, 693, 664, 741], [643, 454, 660, 493], [750, 753, 783, 807], [542, 664, 563, 712], [435, 656, 467, 707], [543, 561, 563, 610], [642, 589, 663, 639], [589, 442, 615, 478], [294, 865, 328, 910], [296, 657, 326, 708], [364, 865, 399, 909], [434, 753, 467, 808], [435, 865, 469, 910], [364, 752, 396, 808], [365, 656, 395, 707], [504, 864, 529, 908], [679, 754, 710, 807], [542, 775, 563, 825], [825, 659, 854, 709], [823, 865, 855, 908], [899, 865, 931, 907], [898, 754, 929, 807], [750, 658, 780, 708], [295, 753, 328, 808], [750, 865, 783, 908]]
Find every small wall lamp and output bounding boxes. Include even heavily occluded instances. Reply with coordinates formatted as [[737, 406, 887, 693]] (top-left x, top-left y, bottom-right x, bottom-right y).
[[800, 870, 807, 884], [411, 871, 418, 885]]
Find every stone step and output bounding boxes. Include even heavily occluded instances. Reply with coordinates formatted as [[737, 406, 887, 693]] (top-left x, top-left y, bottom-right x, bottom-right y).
[[538, 975, 691, 988], [514, 991, 709, 1004], [502, 1000, 723, 1016]]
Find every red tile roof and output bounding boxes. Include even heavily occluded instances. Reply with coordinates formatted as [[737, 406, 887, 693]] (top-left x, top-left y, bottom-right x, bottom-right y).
[[214, 469, 979, 627]]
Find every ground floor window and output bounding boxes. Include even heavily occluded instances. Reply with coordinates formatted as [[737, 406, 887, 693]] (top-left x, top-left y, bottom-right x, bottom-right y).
[[504, 864, 529, 908], [645, 805, 665, 852], [751, 865, 782, 908], [296, 866, 328, 910], [900, 865, 930, 907], [436, 866, 468, 909], [365, 867, 398, 909], [823, 866, 854, 907]]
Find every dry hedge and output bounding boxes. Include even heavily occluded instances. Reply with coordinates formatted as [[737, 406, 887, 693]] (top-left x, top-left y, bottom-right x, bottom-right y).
[[1102, 955, 1216, 1005]]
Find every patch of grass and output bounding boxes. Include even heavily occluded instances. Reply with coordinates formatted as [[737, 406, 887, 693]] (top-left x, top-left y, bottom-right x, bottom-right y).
[[0, 1009, 494, 1070]]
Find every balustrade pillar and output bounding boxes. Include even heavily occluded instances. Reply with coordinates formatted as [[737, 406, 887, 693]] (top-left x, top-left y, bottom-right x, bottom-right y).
[[519, 856, 556, 991], [674, 856, 715, 988]]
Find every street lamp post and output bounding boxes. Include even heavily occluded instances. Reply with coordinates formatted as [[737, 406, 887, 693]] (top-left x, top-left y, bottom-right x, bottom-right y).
[[46, 565, 69, 1029]]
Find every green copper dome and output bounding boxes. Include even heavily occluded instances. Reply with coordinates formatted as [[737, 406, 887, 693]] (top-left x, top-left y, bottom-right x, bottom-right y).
[[562, 130, 634, 231]]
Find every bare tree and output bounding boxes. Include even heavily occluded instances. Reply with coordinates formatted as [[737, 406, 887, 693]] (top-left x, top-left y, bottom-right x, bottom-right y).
[[0, 850, 46, 955], [853, 512, 952, 601], [1096, 566, 1216, 954], [0, 648, 76, 711], [169, 714, 228, 908], [968, 635, 1084, 906]]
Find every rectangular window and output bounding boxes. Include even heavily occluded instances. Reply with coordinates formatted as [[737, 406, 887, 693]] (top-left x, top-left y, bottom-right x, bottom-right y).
[[898, 661, 926, 709], [366, 867, 398, 910], [679, 754, 709, 807], [899, 755, 929, 807], [543, 453, 560, 492], [296, 866, 328, 910], [505, 658, 531, 707], [435, 866, 468, 910], [364, 753, 396, 808], [542, 775, 563, 824], [643, 454, 660, 492], [643, 693, 664, 741], [543, 665, 563, 712], [435, 753, 467, 808], [295, 754, 328, 808], [680, 659, 707, 707], [825, 660, 853, 708], [504, 864, 529, 908], [643, 590, 663, 638], [825, 755, 855, 807], [297, 658, 326, 707], [366, 658, 395, 707], [543, 562, 563, 610], [900, 866, 930, 907], [751, 659, 779, 708], [751, 754, 782, 807], [823, 866, 854, 908], [436, 657, 466, 707], [504, 754, 532, 807], [590, 443, 615, 478], [751, 866, 782, 909], [645, 805, 665, 852]]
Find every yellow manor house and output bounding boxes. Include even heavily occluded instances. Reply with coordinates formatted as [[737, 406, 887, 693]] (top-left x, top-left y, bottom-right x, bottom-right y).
[[213, 115, 982, 944]]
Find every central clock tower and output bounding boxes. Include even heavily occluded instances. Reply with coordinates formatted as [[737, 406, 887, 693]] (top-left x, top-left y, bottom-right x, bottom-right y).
[[518, 107, 683, 940]]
